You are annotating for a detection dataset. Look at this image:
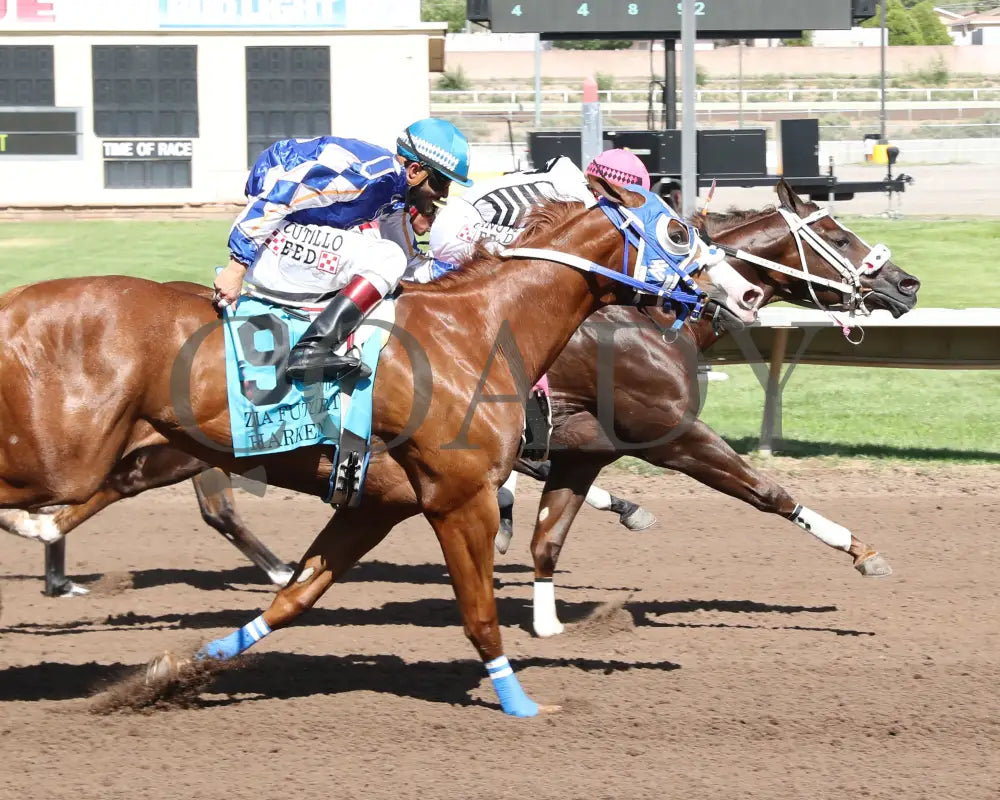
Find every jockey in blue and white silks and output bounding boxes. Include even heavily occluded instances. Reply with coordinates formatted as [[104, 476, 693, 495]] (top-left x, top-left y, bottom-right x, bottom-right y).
[[213, 117, 472, 382]]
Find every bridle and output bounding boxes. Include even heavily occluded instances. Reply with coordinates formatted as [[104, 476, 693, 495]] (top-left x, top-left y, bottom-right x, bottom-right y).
[[500, 197, 711, 331], [714, 205, 892, 340]]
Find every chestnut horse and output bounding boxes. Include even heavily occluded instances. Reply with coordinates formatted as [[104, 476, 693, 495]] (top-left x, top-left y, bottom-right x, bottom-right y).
[[0, 178, 756, 717], [7, 184, 917, 622]]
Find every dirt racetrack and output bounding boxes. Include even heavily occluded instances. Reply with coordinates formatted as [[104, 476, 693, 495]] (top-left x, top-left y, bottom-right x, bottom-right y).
[[1, 462, 998, 800]]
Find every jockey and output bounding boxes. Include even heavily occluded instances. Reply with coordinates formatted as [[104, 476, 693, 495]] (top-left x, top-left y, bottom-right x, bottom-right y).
[[213, 117, 472, 382], [398, 148, 659, 553], [424, 147, 652, 273]]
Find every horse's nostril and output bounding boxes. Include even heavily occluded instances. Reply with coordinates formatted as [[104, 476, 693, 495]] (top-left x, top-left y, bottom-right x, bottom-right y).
[[898, 277, 921, 295], [742, 288, 763, 309]]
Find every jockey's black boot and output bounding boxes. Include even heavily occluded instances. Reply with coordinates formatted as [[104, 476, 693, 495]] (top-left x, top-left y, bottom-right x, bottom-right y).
[[286, 276, 382, 383]]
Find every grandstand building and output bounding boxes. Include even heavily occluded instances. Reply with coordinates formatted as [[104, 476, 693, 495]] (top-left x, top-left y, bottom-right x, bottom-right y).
[[0, 0, 444, 206]]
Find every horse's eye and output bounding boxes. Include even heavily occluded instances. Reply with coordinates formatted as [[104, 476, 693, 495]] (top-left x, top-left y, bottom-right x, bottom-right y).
[[834, 237, 850, 249]]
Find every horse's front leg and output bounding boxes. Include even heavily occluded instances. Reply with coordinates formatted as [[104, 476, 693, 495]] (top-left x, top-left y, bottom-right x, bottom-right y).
[[528, 453, 610, 637], [638, 418, 891, 576], [429, 487, 558, 717]]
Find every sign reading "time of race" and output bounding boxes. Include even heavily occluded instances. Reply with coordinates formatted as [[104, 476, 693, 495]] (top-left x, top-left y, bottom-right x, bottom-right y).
[[102, 140, 194, 160]]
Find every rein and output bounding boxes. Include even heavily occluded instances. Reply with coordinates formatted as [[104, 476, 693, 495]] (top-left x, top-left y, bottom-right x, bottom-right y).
[[501, 198, 708, 331]]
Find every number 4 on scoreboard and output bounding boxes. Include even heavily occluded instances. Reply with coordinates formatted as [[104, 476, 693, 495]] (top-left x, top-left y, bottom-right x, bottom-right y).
[[577, 2, 589, 15], [511, 3, 522, 14]]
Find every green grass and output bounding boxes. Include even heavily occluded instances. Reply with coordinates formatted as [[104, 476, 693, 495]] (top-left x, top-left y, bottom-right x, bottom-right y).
[[0, 219, 230, 289], [1, 216, 999, 463]]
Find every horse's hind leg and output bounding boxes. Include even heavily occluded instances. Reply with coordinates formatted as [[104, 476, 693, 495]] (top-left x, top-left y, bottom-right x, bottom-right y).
[[13, 446, 223, 596], [638, 418, 890, 577], [497, 460, 655, 554], [191, 470, 293, 586], [528, 453, 611, 637]]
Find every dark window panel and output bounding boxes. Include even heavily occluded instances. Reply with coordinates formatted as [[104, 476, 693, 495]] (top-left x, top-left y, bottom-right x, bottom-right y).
[[105, 159, 192, 190], [92, 45, 198, 138], [245, 46, 331, 167], [0, 46, 55, 106]]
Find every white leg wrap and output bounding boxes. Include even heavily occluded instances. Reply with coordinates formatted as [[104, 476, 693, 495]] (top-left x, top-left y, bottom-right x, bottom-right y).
[[584, 485, 612, 511], [789, 505, 852, 551], [532, 579, 564, 637], [501, 472, 518, 494]]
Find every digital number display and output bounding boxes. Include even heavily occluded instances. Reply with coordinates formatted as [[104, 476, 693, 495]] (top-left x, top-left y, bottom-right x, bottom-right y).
[[0, 110, 79, 156], [489, 0, 852, 36]]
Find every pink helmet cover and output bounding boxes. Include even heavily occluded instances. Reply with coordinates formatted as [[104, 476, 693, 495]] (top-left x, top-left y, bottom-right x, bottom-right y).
[[586, 148, 651, 190]]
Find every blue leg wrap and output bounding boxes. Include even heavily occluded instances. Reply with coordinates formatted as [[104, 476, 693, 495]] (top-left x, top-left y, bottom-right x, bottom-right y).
[[197, 615, 271, 661], [486, 656, 539, 717]]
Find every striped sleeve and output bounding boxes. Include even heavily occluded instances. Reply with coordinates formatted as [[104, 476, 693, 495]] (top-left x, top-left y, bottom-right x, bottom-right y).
[[227, 140, 400, 265]]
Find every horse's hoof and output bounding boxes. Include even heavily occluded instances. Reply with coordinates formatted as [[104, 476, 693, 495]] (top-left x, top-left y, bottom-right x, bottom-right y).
[[145, 651, 185, 685], [855, 552, 893, 577], [620, 505, 656, 532], [48, 580, 89, 598], [268, 567, 295, 587], [532, 618, 565, 638], [495, 521, 514, 555]]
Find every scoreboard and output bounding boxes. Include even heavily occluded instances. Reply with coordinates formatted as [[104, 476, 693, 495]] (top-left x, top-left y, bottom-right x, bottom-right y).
[[474, 0, 858, 37]]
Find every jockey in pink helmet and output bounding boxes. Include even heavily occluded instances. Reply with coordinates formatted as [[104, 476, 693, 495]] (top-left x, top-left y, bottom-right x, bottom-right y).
[[585, 148, 651, 191], [525, 148, 651, 402]]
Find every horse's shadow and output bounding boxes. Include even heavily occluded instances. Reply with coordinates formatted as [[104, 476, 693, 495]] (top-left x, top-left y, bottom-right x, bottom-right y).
[[0, 652, 682, 708], [3, 560, 544, 594], [2, 595, 870, 638]]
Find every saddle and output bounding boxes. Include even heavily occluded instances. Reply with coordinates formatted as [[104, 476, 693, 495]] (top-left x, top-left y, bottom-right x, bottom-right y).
[[221, 291, 395, 510]]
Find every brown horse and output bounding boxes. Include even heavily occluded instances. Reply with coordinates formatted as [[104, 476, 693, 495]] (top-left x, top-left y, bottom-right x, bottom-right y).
[[524, 183, 920, 634], [0, 177, 756, 717]]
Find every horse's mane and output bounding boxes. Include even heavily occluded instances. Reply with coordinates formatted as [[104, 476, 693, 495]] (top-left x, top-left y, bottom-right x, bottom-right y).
[[407, 198, 584, 292], [693, 205, 779, 238]]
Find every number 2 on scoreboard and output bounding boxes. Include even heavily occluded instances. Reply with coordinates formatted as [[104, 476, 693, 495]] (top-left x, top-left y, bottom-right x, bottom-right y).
[[676, 1, 706, 14]]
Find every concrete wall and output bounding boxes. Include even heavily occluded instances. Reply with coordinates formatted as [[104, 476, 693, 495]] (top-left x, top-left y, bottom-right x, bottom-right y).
[[448, 44, 1000, 80], [0, 28, 435, 206]]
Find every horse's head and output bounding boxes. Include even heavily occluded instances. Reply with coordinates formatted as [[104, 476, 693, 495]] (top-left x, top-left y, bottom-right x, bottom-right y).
[[583, 175, 764, 325], [704, 180, 919, 320]]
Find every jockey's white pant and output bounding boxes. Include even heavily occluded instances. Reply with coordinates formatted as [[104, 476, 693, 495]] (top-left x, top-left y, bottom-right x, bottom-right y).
[[245, 219, 406, 306]]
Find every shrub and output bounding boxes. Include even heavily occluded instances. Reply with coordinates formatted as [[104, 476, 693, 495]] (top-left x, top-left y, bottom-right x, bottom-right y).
[[436, 66, 470, 91]]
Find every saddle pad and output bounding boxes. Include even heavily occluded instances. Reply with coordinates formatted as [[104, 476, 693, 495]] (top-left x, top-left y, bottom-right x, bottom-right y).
[[222, 295, 392, 458]]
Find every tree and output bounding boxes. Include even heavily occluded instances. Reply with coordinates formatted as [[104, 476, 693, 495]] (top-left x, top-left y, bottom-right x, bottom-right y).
[[862, 1, 925, 45], [910, 1, 954, 45], [421, 0, 466, 34], [781, 31, 814, 46], [887, 0, 924, 44]]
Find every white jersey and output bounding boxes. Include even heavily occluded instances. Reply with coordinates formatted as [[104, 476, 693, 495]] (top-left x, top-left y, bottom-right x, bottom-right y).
[[244, 219, 407, 307], [429, 157, 596, 266]]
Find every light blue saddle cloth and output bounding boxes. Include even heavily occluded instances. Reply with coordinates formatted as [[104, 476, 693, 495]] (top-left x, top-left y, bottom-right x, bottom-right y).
[[222, 296, 383, 459]]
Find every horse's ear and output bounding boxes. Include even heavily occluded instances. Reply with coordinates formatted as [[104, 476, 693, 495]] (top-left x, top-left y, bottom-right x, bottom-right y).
[[586, 173, 645, 208], [775, 179, 808, 215]]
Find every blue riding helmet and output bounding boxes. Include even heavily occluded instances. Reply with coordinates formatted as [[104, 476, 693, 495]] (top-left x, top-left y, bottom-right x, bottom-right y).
[[396, 117, 473, 187]]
